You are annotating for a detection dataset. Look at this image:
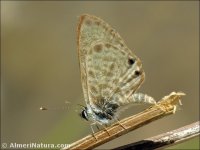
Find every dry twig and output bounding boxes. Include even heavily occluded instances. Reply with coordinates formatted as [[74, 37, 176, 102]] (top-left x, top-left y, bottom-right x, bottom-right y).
[[112, 121, 199, 150], [64, 92, 185, 150]]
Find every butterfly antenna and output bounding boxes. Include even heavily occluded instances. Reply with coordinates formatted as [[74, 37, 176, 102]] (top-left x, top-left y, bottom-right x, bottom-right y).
[[77, 104, 86, 109]]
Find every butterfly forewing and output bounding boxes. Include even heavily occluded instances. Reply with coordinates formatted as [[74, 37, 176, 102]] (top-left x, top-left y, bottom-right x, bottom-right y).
[[77, 14, 145, 109]]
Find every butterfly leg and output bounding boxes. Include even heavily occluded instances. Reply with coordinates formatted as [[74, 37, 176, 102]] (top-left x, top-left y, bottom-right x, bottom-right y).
[[97, 122, 111, 136], [131, 93, 156, 104], [107, 114, 127, 130], [90, 123, 98, 141], [95, 124, 100, 131], [115, 117, 127, 130]]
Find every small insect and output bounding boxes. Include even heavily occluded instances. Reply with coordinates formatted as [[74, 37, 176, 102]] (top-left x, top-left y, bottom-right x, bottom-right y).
[[77, 14, 156, 135], [40, 106, 48, 111]]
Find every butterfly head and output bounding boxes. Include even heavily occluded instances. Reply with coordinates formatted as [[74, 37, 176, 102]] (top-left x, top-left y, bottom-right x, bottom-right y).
[[77, 104, 89, 121], [80, 108, 89, 121]]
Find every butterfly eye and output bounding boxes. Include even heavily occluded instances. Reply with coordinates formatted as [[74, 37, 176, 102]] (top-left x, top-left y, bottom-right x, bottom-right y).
[[81, 110, 88, 121], [128, 58, 135, 65]]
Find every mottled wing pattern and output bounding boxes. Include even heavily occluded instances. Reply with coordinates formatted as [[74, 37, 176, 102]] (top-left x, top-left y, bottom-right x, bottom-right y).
[[77, 14, 145, 109]]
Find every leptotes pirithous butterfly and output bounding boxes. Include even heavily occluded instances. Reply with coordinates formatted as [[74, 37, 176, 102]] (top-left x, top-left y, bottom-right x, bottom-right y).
[[77, 14, 156, 135]]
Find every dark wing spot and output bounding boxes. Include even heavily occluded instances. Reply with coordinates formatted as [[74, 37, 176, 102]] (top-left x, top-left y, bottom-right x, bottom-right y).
[[105, 43, 111, 48], [103, 56, 112, 62], [94, 44, 103, 52], [96, 97, 106, 106], [128, 58, 135, 65], [88, 70, 95, 78], [135, 70, 141, 76], [109, 29, 114, 33], [90, 86, 98, 94], [82, 49, 87, 54], [120, 43, 124, 47], [102, 90, 110, 97], [99, 84, 107, 89], [109, 63, 115, 70], [85, 19, 92, 26], [113, 79, 119, 84], [107, 71, 113, 77], [102, 69, 108, 75], [95, 20, 100, 26]]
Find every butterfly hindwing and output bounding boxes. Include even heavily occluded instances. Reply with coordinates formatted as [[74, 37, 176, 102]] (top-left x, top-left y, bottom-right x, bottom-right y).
[[77, 14, 145, 109]]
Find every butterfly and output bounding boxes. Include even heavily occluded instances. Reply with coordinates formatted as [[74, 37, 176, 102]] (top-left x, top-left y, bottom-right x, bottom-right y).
[[77, 14, 156, 135]]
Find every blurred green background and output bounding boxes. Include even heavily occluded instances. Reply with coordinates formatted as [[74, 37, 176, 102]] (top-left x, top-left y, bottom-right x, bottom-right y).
[[1, 1, 199, 149]]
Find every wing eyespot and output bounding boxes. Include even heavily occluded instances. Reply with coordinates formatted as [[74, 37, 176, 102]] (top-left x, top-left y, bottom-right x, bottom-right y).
[[94, 44, 103, 53], [135, 70, 141, 76], [128, 58, 135, 65]]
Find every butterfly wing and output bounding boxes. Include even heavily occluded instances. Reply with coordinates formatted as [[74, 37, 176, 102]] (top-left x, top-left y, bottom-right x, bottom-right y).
[[77, 14, 145, 109]]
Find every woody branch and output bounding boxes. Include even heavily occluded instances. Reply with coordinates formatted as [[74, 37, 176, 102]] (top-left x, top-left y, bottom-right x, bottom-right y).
[[64, 92, 188, 150], [112, 121, 199, 150]]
